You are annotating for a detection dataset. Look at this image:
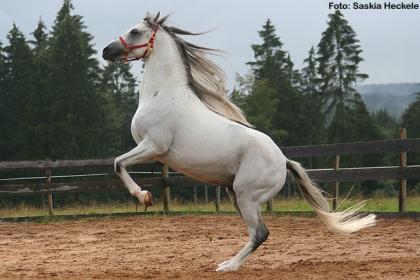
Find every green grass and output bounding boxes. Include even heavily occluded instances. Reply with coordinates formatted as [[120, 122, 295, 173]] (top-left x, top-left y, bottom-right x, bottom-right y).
[[0, 202, 140, 218], [273, 196, 420, 212], [1, 196, 419, 218]]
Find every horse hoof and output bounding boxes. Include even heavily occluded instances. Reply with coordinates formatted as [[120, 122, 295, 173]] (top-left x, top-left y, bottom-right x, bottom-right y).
[[144, 191, 153, 206], [216, 262, 240, 272]]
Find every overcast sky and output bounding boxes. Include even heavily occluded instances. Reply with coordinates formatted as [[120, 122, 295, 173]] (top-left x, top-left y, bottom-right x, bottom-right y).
[[1, 0, 419, 89]]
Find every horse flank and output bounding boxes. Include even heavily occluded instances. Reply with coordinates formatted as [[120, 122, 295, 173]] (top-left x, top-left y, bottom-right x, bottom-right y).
[[144, 13, 253, 127]]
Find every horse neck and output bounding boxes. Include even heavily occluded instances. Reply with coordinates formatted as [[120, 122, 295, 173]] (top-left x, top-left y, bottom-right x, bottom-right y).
[[140, 30, 189, 97]]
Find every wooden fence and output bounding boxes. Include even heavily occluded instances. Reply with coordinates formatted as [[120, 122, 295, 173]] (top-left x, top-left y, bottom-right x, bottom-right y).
[[1, 129, 419, 215]]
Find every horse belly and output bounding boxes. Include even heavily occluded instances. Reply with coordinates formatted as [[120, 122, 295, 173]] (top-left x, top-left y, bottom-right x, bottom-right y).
[[157, 147, 237, 186]]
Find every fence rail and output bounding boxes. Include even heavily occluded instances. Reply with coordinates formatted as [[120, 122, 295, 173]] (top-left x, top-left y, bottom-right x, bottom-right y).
[[281, 138, 420, 158], [0, 158, 156, 170], [308, 165, 420, 182], [1, 131, 419, 215]]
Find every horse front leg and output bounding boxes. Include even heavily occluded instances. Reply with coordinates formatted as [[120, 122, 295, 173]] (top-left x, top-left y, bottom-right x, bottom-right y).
[[114, 137, 163, 206]]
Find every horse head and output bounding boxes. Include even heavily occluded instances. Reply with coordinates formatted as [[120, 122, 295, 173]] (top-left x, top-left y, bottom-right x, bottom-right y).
[[102, 12, 168, 63]]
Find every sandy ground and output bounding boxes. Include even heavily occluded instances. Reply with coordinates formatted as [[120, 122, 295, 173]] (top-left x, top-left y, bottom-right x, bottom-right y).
[[0, 215, 419, 280]]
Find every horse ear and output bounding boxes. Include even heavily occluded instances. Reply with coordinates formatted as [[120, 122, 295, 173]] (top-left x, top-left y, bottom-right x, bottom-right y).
[[143, 11, 152, 22], [153, 12, 160, 23], [158, 14, 170, 25]]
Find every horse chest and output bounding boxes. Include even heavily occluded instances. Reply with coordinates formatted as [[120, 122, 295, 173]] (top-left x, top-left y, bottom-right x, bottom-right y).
[[131, 104, 162, 138]]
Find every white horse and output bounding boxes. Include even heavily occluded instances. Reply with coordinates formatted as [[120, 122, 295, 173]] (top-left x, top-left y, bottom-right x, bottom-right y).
[[102, 13, 376, 272]]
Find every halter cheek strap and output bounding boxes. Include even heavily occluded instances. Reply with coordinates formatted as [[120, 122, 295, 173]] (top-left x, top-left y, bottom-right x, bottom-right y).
[[119, 28, 158, 63]]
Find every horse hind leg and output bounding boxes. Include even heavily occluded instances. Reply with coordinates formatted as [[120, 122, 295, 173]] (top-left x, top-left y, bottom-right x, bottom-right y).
[[226, 187, 243, 219], [216, 199, 269, 272], [216, 188, 245, 269], [216, 160, 285, 272]]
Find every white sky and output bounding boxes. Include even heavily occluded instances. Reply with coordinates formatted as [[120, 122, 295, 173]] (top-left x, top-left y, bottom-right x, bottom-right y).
[[1, 0, 419, 89]]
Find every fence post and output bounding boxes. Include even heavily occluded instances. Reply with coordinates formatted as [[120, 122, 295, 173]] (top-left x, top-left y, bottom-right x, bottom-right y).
[[215, 185, 221, 212], [204, 184, 208, 204], [286, 177, 291, 198], [332, 154, 340, 211], [399, 128, 407, 212], [193, 185, 198, 204], [162, 164, 170, 213], [45, 168, 54, 216]]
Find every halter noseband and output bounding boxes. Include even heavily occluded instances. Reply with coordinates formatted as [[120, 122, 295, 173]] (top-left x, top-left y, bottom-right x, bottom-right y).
[[119, 27, 158, 63]]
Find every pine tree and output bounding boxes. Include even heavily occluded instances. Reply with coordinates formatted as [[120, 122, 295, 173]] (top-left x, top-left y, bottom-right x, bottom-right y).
[[300, 46, 324, 145], [0, 42, 4, 82], [47, 0, 115, 158], [316, 11, 380, 144], [27, 20, 51, 158], [317, 10, 368, 118], [0, 41, 7, 159], [301, 46, 318, 96], [245, 19, 307, 146], [0, 41, 5, 96], [55, 0, 73, 24], [315, 11, 384, 181], [285, 54, 302, 88], [0, 24, 34, 159], [31, 19, 48, 53], [247, 19, 292, 92]]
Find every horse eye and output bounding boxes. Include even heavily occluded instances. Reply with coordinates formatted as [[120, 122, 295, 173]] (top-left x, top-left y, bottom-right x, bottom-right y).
[[130, 29, 139, 35]]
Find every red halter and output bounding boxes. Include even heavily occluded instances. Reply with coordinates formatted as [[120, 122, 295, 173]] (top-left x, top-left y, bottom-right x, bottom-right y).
[[119, 28, 158, 63]]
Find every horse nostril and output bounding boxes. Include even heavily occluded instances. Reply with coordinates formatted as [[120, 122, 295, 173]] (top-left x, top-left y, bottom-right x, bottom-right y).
[[102, 46, 111, 60]]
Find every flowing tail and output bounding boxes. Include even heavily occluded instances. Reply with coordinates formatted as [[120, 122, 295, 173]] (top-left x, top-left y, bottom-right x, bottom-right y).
[[286, 159, 376, 235]]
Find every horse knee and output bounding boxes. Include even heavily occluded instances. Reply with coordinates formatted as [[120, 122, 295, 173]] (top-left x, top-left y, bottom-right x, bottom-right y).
[[251, 223, 269, 251]]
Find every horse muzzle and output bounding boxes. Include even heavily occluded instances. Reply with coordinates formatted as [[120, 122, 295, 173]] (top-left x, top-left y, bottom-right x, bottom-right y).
[[102, 41, 124, 62]]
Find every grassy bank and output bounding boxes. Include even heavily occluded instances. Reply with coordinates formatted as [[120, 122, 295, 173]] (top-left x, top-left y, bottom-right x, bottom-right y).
[[0, 196, 419, 218]]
